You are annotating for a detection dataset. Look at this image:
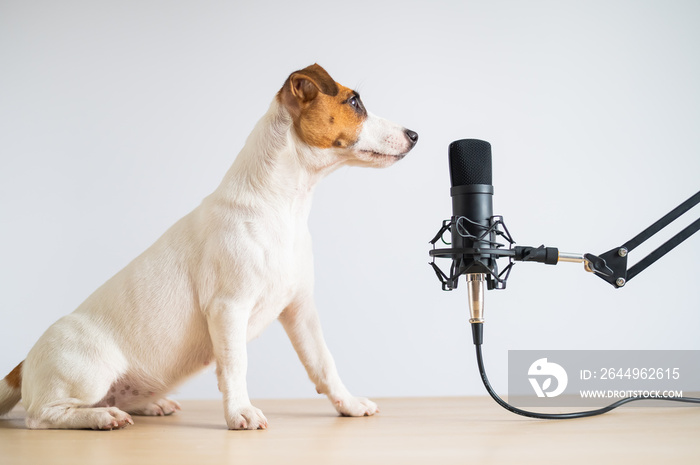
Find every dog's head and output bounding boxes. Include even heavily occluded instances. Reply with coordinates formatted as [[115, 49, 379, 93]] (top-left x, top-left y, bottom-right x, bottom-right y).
[[277, 64, 418, 169]]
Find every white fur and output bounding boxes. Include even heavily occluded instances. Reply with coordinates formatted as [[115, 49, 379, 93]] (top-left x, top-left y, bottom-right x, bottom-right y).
[[355, 112, 413, 158], [1, 87, 416, 430]]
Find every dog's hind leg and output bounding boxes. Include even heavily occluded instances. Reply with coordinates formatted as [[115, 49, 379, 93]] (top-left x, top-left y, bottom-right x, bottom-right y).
[[129, 398, 181, 416], [26, 401, 133, 430], [24, 369, 135, 430], [23, 367, 133, 430], [22, 318, 133, 430], [23, 369, 134, 430]]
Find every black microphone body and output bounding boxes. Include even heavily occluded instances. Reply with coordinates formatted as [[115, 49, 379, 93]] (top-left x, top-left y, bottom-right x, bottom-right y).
[[449, 139, 496, 288]]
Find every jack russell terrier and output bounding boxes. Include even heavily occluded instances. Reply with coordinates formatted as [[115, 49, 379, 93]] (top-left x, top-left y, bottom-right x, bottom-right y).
[[0, 64, 418, 430]]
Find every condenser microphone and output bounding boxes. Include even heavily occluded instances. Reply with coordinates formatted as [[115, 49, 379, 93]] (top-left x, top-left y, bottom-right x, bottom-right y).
[[448, 139, 495, 323]]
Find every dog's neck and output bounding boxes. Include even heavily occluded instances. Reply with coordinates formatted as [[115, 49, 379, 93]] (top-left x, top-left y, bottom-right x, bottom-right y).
[[214, 99, 343, 213]]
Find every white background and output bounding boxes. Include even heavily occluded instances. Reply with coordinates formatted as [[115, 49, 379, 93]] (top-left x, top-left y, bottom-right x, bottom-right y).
[[1, 1, 699, 402]]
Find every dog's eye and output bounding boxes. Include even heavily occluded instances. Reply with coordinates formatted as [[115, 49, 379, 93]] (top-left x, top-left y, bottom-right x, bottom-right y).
[[346, 93, 366, 116]]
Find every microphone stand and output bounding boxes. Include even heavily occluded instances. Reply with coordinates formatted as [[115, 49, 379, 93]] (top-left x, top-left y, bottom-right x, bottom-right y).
[[578, 189, 700, 288]]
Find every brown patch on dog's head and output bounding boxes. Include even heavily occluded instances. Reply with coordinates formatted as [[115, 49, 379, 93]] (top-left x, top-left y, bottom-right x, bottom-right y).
[[278, 63, 367, 149], [4, 361, 22, 389]]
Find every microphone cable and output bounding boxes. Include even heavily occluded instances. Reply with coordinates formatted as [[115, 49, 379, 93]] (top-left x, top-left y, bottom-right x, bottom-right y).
[[470, 323, 700, 419]]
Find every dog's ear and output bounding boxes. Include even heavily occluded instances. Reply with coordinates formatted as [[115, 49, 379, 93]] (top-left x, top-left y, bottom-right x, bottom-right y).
[[290, 74, 321, 102], [278, 64, 339, 113], [289, 64, 339, 101]]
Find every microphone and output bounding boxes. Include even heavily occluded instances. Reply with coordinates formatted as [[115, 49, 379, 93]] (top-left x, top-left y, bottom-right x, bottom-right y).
[[448, 139, 495, 323], [430, 139, 603, 318]]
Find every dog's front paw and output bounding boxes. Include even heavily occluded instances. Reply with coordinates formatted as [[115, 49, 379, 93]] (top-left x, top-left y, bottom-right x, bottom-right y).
[[333, 396, 379, 417], [226, 404, 268, 430]]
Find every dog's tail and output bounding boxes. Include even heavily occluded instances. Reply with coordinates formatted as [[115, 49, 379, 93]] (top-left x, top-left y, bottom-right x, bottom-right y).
[[0, 361, 23, 416]]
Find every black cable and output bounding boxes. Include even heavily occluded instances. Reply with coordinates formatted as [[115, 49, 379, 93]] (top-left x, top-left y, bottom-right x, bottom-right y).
[[471, 323, 700, 419]]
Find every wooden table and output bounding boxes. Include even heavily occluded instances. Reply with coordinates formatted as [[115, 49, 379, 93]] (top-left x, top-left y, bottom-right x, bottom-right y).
[[1, 397, 698, 464]]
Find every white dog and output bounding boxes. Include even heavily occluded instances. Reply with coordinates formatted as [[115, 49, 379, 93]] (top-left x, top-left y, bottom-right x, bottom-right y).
[[0, 64, 418, 430]]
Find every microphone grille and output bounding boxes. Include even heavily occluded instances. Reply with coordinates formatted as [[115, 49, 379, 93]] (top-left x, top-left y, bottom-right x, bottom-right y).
[[449, 139, 492, 186]]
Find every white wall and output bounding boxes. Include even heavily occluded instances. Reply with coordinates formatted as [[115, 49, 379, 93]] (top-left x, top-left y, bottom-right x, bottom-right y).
[[1, 0, 699, 401]]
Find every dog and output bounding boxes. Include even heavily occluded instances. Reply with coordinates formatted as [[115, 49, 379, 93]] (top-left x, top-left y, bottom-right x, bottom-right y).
[[0, 64, 418, 430]]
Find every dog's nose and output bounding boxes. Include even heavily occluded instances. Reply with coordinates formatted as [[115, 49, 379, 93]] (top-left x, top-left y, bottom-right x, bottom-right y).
[[405, 129, 419, 145]]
